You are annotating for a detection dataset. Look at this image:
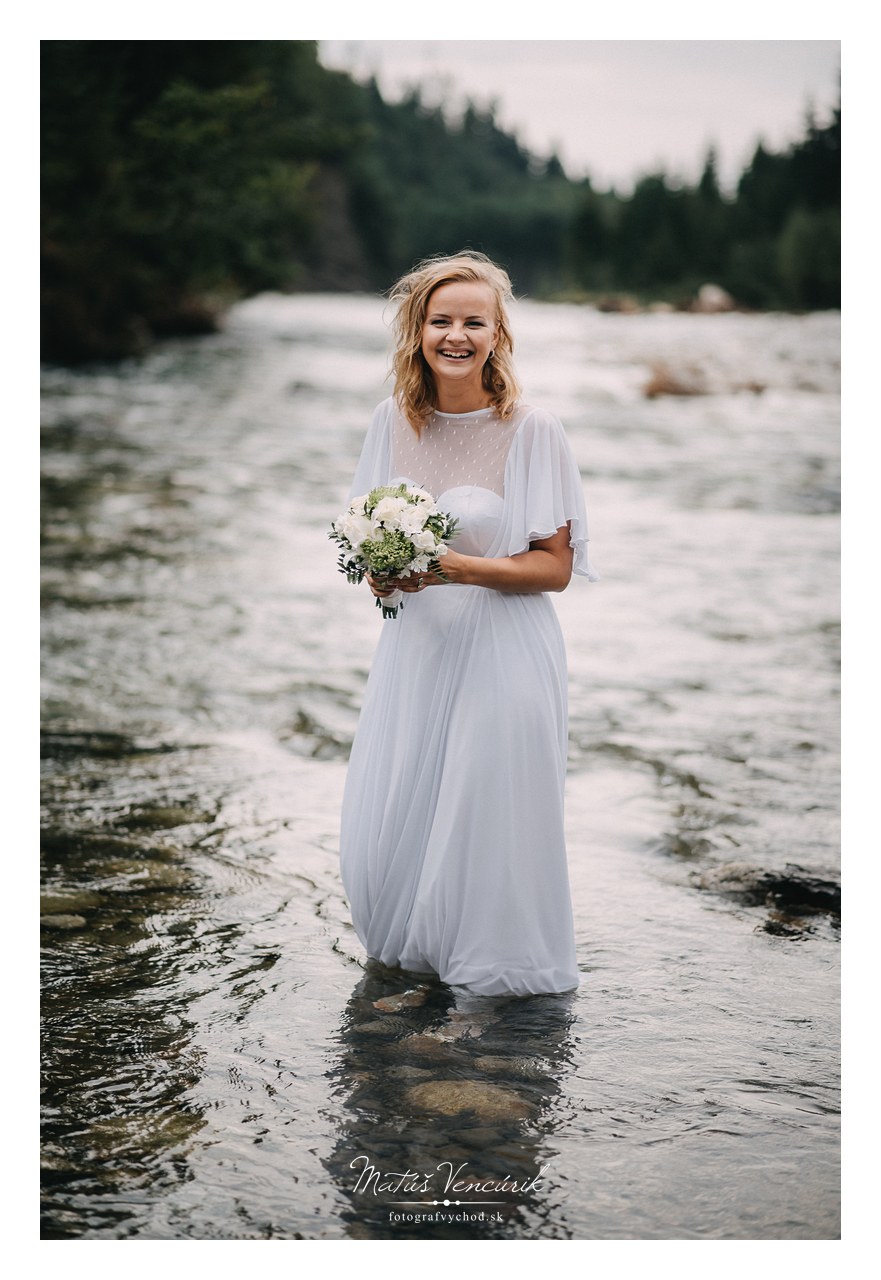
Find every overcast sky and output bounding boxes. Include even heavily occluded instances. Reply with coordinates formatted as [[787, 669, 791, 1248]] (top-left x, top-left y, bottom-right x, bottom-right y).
[[319, 40, 840, 191]]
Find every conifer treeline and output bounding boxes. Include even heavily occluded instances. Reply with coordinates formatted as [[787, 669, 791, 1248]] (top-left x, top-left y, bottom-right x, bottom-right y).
[[41, 40, 840, 362]]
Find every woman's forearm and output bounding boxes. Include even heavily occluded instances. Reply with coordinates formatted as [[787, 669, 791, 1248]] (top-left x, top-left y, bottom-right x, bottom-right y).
[[376, 526, 576, 597], [449, 546, 573, 593]]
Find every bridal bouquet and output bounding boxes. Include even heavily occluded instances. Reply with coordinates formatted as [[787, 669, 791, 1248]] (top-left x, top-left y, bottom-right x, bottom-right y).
[[330, 483, 459, 619]]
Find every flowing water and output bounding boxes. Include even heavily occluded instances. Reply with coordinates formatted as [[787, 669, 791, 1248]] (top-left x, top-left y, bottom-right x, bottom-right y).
[[40, 295, 840, 1240]]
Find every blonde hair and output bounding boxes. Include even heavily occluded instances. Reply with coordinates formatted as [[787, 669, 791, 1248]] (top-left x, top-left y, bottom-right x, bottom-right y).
[[388, 251, 522, 434]]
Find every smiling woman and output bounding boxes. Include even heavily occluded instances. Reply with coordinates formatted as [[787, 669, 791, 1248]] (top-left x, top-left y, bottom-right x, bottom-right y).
[[388, 253, 523, 433], [338, 251, 599, 996]]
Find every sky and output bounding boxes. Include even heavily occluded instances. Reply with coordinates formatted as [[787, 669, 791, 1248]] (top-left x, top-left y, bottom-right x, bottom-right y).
[[319, 40, 840, 192]]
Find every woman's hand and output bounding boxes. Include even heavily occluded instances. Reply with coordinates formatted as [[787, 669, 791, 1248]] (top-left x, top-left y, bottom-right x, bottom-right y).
[[365, 574, 400, 599], [366, 550, 468, 596]]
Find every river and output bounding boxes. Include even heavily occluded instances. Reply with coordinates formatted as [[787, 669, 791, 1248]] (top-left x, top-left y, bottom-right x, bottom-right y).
[[40, 294, 840, 1240]]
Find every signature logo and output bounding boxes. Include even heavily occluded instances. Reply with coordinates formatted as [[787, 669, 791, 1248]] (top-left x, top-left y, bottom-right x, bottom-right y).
[[349, 1155, 550, 1200]]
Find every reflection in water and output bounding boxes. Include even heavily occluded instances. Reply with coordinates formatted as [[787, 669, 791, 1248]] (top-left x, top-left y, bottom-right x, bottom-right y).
[[325, 962, 576, 1240]]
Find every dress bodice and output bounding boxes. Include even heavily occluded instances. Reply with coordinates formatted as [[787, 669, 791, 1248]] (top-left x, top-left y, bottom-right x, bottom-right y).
[[391, 407, 517, 558], [428, 484, 504, 557], [349, 396, 598, 582]]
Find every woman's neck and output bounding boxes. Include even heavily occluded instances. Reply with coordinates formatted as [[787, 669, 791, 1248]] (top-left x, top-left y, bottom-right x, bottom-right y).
[[433, 384, 493, 415]]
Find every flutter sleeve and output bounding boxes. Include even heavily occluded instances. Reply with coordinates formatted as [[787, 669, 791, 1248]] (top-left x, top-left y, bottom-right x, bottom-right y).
[[495, 407, 599, 580], [347, 398, 394, 503]]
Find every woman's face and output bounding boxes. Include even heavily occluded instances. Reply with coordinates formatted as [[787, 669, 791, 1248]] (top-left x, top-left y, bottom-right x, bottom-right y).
[[420, 281, 500, 395]]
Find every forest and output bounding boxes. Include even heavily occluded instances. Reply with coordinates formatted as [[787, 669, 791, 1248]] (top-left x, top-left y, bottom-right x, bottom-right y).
[[41, 40, 841, 362]]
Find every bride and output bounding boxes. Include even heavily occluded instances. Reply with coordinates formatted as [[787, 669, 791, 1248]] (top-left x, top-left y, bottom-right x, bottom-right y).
[[339, 251, 598, 997]]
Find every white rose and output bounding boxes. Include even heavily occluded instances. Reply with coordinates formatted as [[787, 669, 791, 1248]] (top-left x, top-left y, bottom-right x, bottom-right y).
[[411, 529, 438, 553], [398, 505, 428, 536], [337, 511, 373, 549], [349, 494, 369, 514], [371, 496, 408, 526], [411, 487, 437, 508]]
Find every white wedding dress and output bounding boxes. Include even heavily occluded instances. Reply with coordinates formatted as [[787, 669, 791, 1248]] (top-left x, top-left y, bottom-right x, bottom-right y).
[[339, 398, 598, 996]]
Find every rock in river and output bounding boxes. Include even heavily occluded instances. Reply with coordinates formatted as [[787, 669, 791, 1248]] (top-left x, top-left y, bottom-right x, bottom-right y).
[[372, 986, 430, 1012], [41, 914, 87, 930], [404, 1080, 534, 1122]]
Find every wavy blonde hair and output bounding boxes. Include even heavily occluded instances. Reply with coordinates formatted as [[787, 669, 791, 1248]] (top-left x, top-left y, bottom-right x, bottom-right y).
[[388, 251, 522, 434]]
